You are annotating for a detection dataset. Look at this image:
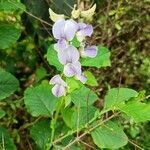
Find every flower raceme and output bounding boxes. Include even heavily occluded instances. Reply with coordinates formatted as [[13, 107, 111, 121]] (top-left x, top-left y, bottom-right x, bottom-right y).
[[50, 18, 98, 97]]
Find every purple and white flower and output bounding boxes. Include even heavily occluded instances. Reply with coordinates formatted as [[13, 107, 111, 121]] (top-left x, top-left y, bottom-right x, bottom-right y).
[[50, 18, 98, 96], [57, 45, 82, 77], [52, 19, 78, 51], [76, 73, 87, 84], [80, 45, 98, 58], [76, 23, 93, 42], [49, 75, 67, 97]]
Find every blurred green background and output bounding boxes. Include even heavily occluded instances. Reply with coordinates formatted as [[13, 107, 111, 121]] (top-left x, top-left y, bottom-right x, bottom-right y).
[[0, 0, 149, 149]]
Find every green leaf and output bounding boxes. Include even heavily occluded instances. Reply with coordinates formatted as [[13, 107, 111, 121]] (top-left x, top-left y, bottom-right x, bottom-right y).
[[71, 36, 80, 47], [104, 88, 138, 110], [71, 106, 97, 129], [30, 120, 50, 150], [0, 109, 5, 119], [0, 126, 16, 150], [62, 107, 74, 128], [0, 24, 21, 49], [119, 100, 150, 123], [70, 86, 98, 107], [24, 82, 58, 117], [0, 0, 25, 12], [35, 66, 47, 82], [0, 68, 19, 101], [84, 71, 98, 86], [47, 45, 63, 71], [64, 95, 72, 107], [91, 121, 128, 149], [66, 77, 81, 93], [81, 46, 111, 68]]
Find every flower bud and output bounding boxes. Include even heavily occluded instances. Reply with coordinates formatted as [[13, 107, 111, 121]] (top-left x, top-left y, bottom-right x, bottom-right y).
[[49, 8, 65, 22]]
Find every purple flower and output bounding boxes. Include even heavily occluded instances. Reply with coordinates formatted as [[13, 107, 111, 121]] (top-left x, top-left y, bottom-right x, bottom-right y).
[[57, 45, 82, 77], [64, 61, 81, 77], [76, 74, 87, 84], [49, 75, 67, 97], [76, 23, 93, 41], [80, 46, 98, 58], [52, 19, 78, 51]]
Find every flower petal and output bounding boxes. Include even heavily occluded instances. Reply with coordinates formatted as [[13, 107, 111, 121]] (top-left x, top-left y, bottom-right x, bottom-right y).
[[54, 39, 68, 51], [52, 19, 65, 39], [49, 75, 67, 87], [82, 46, 97, 58], [49, 75, 62, 85], [63, 64, 76, 77], [49, 8, 65, 22], [64, 19, 78, 41], [76, 74, 87, 84], [72, 61, 82, 75], [78, 23, 93, 37], [78, 23, 86, 29], [83, 25, 93, 36], [63, 61, 81, 77], [58, 45, 79, 65], [52, 84, 66, 97]]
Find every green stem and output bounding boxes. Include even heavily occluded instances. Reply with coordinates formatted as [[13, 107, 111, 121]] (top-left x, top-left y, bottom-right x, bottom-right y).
[[47, 98, 64, 149], [52, 109, 115, 145]]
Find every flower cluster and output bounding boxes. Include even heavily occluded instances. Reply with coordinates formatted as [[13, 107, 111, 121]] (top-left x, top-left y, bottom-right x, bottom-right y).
[[50, 19, 98, 97]]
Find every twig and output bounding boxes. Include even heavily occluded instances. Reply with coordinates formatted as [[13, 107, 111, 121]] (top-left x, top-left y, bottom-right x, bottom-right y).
[[128, 139, 144, 150], [8, 0, 52, 27], [27, 138, 33, 150], [52, 109, 110, 145], [41, 22, 53, 37], [34, 47, 52, 73], [18, 116, 42, 131], [62, 113, 118, 149], [79, 140, 96, 150]]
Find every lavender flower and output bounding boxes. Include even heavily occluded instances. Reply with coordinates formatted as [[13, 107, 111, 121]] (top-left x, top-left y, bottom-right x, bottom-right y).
[[76, 23, 93, 42], [52, 19, 78, 51], [80, 45, 98, 58], [49, 75, 67, 97], [50, 18, 97, 96], [57, 45, 82, 77], [76, 73, 87, 84]]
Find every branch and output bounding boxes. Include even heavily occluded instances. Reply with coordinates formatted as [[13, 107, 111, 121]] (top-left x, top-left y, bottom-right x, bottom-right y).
[[62, 113, 118, 149]]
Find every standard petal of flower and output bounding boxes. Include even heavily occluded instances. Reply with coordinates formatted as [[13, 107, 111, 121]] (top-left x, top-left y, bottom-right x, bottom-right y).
[[54, 39, 68, 51], [52, 19, 65, 39], [82, 25, 93, 36], [64, 19, 78, 41], [49, 75, 62, 85], [49, 75, 67, 87], [63, 63, 76, 77], [52, 84, 66, 97], [58, 45, 79, 65], [63, 61, 81, 77], [82, 46, 98, 58], [78, 23, 93, 37], [76, 74, 87, 84]]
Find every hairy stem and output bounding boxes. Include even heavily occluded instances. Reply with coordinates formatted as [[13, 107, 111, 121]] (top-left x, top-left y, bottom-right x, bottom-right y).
[[47, 98, 64, 149]]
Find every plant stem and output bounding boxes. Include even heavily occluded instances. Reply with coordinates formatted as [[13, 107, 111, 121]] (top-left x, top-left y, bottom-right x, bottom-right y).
[[63, 113, 118, 150], [53, 111, 118, 145], [47, 98, 64, 149]]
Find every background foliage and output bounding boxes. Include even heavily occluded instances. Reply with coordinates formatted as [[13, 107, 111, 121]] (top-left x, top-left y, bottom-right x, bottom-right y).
[[0, 0, 149, 149]]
